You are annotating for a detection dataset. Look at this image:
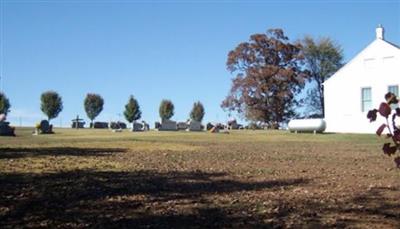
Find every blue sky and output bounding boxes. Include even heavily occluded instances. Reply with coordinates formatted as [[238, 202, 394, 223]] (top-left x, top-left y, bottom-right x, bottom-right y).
[[1, 0, 400, 127]]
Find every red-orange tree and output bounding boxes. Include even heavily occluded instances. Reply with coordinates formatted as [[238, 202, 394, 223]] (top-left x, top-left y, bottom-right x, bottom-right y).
[[221, 29, 308, 128]]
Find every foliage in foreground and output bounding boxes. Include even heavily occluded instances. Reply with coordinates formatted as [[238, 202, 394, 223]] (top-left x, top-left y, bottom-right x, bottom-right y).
[[367, 92, 400, 168], [40, 91, 63, 121]]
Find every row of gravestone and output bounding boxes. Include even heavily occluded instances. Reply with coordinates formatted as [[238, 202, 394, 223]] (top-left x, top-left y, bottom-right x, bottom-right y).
[[70, 119, 203, 131], [0, 115, 212, 137], [71, 120, 150, 131], [34, 119, 150, 135], [71, 121, 128, 129], [70, 119, 243, 131], [155, 119, 203, 131]]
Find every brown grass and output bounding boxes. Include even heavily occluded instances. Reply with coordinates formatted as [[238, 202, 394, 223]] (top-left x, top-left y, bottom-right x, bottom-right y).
[[0, 128, 399, 228]]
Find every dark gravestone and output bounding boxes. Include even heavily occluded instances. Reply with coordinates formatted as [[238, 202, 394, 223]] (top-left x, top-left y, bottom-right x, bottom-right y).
[[93, 122, 108, 129], [206, 122, 214, 131], [72, 122, 85, 128], [71, 115, 85, 129], [39, 120, 53, 134], [132, 122, 143, 131], [142, 121, 150, 131], [118, 122, 127, 129], [110, 122, 127, 130], [0, 121, 15, 136], [155, 122, 161, 129]]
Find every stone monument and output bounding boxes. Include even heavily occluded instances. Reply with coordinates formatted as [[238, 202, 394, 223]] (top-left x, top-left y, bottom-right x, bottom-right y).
[[38, 120, 53, 134], [132, 122, 143, 131], [71, 115, 85, 129], [188, 120, 202, 131], [0, 114, 15, 136], [158, 119, 178, 131], [142, 121, 150, 131], [177, 122, 188, 130]]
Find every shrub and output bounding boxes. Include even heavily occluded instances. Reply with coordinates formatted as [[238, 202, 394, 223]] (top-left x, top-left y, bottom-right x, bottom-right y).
[[367, 92, 400, 168]]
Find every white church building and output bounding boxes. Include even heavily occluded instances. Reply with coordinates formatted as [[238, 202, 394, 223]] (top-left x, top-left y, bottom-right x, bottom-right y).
[[324, 25, 400, 133]]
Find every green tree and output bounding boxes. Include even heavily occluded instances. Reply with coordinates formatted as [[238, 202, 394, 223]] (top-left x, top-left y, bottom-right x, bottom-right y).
[[124, 95, 141, 124], [159, 99, 174, 121], [221, 28, 309, 128], [299, 36, 343, 117], [40, 91, 63, 121], [190, 101, 205, 122], [84, 93, 104, 127], [0, 92, 11, 115]]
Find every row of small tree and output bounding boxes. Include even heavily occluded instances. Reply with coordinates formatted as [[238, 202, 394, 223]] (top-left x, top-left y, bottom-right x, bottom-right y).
[[0, 91, 205, 126], [158, 100, 205, 122]]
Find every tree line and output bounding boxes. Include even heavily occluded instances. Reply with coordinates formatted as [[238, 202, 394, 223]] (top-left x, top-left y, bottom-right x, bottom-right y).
[[0, 91, 205, 127]]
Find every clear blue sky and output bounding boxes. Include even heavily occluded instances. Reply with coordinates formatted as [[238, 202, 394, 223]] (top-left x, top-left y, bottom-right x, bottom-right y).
[[1, 0, 400, 127]]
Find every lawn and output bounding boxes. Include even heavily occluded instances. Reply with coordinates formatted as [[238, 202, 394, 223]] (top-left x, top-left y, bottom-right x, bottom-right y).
[[0, 128, 399, 228]]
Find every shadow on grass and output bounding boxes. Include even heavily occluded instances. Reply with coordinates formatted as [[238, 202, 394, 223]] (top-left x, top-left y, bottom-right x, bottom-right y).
[[0, 147, 127, 159], [267, 186, 400, 228], [0, 169, 309, 228]]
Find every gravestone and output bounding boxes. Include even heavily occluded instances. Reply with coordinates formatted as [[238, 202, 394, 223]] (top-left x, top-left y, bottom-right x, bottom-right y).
[[209, 126, 219, 133], [155, 122, 161, 130], [39, 120, 53, 134], [177, 122, 188, 130], [206, 122, 214, 131], [228, 119, 239, 130], [142, 121, 150, 131], [132, 122, 143, 131], [71, 115, 85, 129], [188, 120, 202, 131], [159, 119, 178, 131], [71, 121, 85, 128], [110, 122, 127, 130], [0, 115, 15, 136], [93, 122, 108, 129]]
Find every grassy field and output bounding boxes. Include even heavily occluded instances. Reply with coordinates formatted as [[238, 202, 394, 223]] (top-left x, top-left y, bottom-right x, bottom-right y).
[[0, 128, 399, 228]]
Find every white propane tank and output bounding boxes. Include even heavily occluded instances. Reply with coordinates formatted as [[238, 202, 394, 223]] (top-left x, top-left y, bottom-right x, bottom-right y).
[[288, 119, 326, 133]]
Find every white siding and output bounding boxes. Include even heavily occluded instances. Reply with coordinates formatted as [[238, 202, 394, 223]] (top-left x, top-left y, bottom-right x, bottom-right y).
[[324, 39, 400, 133]]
